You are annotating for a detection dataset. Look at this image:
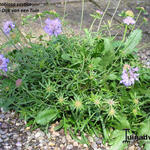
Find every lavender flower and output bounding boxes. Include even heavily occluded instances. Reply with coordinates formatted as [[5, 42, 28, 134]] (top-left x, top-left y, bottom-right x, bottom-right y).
[[120, 64, 139, 87], [44, 18, 62, 36], [3, 21, 15, 35], [123, 16, 136, 25], [96, 10, 103, 15], [0, 54, 9, 72]]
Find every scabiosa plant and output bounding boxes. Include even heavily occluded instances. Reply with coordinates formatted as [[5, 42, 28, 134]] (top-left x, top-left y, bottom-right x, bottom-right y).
[[3, 21, 15, 35], [123, 16, 136, 25], [0, 54, 9, 72], [120, 64, 139, 87], [44, 18, 62, 36]]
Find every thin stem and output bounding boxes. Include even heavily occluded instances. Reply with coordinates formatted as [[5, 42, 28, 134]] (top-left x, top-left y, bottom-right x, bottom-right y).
[[89, 18, 97, 32], [137, 21, 144, 29], [131, 10, 142, 31], [103, 20, 111, 37], [110, 0, 122, 26], [122, 25, 128, 42], [80, 0, 85, 32], [63, 0, 67, 21], [39, 15, 43, 28], [0, 27, 19, 50], [97, 0, 111, 32]]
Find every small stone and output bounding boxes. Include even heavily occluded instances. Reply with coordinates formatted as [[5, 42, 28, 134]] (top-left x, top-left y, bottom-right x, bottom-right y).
[[91, 142, 97, 149], [83, 144, 88, 148], [0, 114, 5, 119], [77, 136, 82, 140], [66, 134, 72, 141], [54, 147, 60, 150], [13, 134, 18, 139], [53, 131, 60, 137], [49, 141, 55, 146], [26, 127, 30, 130], [146, 51, 150, 56], [46, 133, 51, 138], [73, 141, 78, 147], [1, 135, 7, 139], [95, 137, 102, 145], [88, 136, 94, 143], [128, 145, 135, 150], [59, 129, 64, 135], [0, 129, 7, 134], [60, 144, 64, 148], [66, 144, 73, 150], [16, 142, 22, 147], [0, 138, 3, 143], [1, 123, 8, 128], [35, 131, 45, 138], [62, 137, 66, 143]]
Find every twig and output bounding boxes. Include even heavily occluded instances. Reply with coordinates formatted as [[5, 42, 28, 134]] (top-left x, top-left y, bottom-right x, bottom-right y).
[[89, 0, 122, 24]]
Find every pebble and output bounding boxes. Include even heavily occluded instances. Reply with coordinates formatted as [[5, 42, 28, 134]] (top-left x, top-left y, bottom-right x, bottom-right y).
[[66, 134, 72, 141], [16, 142, 22, 147], [35, 131, 45, 138], [88, 136, 94, 143], [48, 141, 55, 146], [73, 141, 78, 146], [91, 142, 98, 149], [0, 138, 3, 143], [62, 136, 66, 143], [95, 137, 102, 145], [66, 144, 73, 149]]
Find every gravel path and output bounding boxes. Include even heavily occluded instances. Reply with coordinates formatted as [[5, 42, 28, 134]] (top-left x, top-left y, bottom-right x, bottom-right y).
[[0, 110, 111, 150], [0, 110, 144, 150]]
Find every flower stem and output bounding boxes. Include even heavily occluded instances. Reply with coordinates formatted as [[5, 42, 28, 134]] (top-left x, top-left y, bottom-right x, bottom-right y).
[[89, 18, 97, 32], [122, 25, 128, 42], [80, 0, 85, 33], [97, 0, 111, 32], [131, 10, 142, 31]]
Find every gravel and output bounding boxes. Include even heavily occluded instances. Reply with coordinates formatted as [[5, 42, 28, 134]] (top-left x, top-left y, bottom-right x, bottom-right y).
[[0, 109, 145, 150]]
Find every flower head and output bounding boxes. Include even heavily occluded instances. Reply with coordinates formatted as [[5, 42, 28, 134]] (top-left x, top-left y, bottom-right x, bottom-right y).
[[125, 10, 134, 18], [16, 79, 22, 87], [123, 16, 135, 25], [120, 64, 139, 87], [96, 10, 103, 15], [0, 54, 9, 72], [44, 18, 62, 36], [108, 107, 115, 117], [3, 21, 15, 35], [58, 96, 65, 103], [133, 99, 139, 105]]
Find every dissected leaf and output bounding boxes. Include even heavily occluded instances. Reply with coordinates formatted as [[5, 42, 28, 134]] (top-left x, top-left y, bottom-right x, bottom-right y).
[[109, 130, 128, 150], [114, 115, 130, 130], [124, 29, 142, 55]]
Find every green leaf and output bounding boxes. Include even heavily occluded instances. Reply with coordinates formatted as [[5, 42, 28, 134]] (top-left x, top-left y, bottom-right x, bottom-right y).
[[102, 38, 114, 55], [114, 115, 130, 130], [35, 108, 59, 125], [124, 29, 142, 55], [61, 53, 71, 61], [54, 120, 63, 131], [91, 57, 102, 68], [138, 118, 150, 150], [109, 130, 128, 150], [107, 73, 118, 80], [138, 118, 150, 136], [145, 143, 150, 150]]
